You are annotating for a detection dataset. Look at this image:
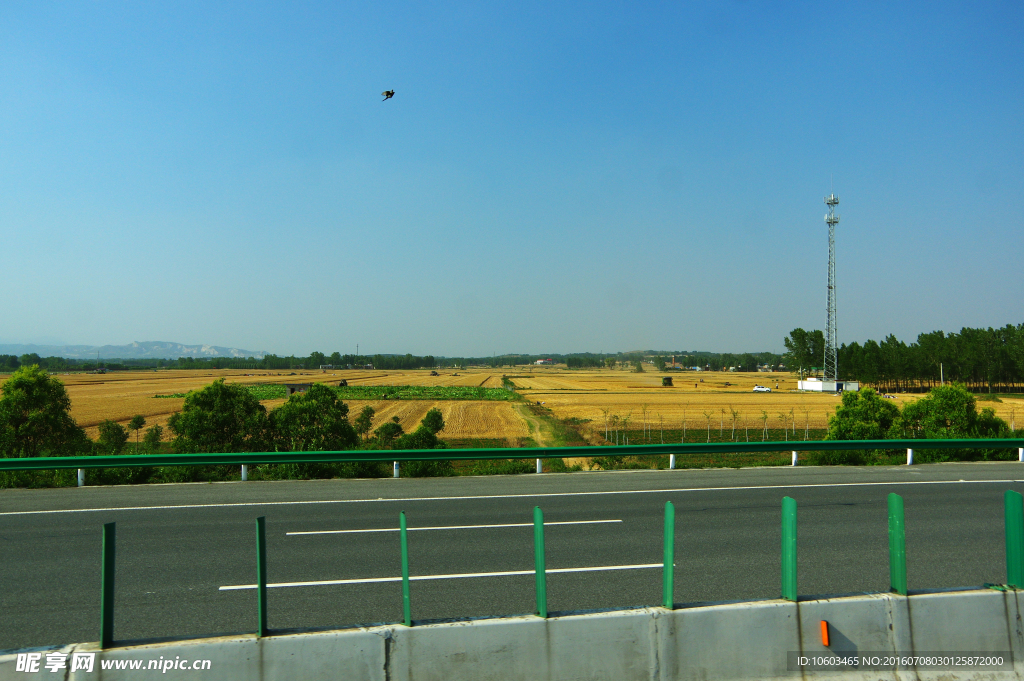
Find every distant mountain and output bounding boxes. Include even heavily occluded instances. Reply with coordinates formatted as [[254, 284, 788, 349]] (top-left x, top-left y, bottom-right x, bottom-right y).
[[0, 341, 267, 360]]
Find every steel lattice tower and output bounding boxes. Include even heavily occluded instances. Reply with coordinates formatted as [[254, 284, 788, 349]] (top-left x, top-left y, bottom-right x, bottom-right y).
[[824, 193, 840, 381]]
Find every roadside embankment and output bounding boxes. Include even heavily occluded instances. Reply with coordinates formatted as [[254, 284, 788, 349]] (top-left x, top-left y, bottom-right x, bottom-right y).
[[3, 588, 1021, 681]]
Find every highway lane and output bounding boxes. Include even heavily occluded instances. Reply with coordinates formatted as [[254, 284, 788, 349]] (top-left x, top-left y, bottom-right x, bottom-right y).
[[1, 462, 1022, 651]]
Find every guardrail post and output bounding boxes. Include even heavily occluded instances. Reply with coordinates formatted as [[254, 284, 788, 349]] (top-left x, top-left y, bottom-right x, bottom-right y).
[[781, 496, 797, 601], [907, 448, 914, 465], [888, 493, 907, 595], [669, 454, 676, 470], [100, 522, 115, 648], [393, 461, 400, 478], [400, 511, 412, 626], [1019, 448, 1023, 463], [536, 458, 542, 474], [534, 506, 547, 618], [663, 501, 675, 609], [241, 465, 248, 482], [791, 451, 798, 466], [256, 516, 268, 637], [1006, 491, 1024, 589], [78, 469, 85, 487]]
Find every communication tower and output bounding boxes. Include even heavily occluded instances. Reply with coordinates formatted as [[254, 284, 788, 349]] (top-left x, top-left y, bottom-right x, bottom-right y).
[[823, 192, 840, 381]]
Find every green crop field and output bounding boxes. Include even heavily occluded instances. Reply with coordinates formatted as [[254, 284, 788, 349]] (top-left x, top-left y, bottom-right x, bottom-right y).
[[154, 384, 518, 402], [244, 384, 288, 400], [331, 385, 517, 401]]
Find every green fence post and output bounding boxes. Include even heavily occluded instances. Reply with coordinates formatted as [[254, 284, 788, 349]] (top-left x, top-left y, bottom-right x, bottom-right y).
[[781, 496, 797, 601], [100, 522, 115, 648], [256, 516, 268, 637], [888, 493, 908, 596], [400, 511, 412, 626], [534, 506, 547, 618], [1006, 491, 1024, 588], [663, 501, 675, 609]]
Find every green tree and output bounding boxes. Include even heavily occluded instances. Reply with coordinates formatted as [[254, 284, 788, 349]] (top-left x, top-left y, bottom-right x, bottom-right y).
[[98, 420, 130, 454], [374, 417, 404, 448], [269, 383, 358, 451], [783, 329, 825, 375], [397, 427, 445, 451], [354, 405, 375, 441], [142, 424, 164, 452], [396, 408, 447, 451], [0, 365, 88, 457], [398, 408, 451, 475], [18, 353, 42, 368], [128, 415, 146, 451], [167, 379, 270, 453], [604, 357, 616, 370], [894, 383, 1007, 439], [825, 388, 900, 441], [633, 360, 644, 373], [654, 356, 666, 371], [421, 408, 445, 435]]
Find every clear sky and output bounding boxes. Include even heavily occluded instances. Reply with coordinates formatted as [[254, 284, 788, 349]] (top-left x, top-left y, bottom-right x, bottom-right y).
[[3, 1, 1021, 357]]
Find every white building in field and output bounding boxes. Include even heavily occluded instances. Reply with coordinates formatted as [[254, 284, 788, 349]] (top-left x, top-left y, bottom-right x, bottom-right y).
[[798, 377, 860, 392]]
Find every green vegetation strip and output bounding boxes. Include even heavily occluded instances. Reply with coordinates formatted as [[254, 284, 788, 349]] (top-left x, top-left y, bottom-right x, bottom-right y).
[[245, 384, 287, 400], [153, 385, 517, 401], [331, 385, 516, 401], [3, 438, 1021, 471]]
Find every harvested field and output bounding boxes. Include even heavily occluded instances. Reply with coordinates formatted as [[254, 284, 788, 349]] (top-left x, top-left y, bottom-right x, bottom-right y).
[[29, 367, 1024, 446], [512, 369, 1024, 439], [51, 368, 513, 441], [345, 400, 530, 441]]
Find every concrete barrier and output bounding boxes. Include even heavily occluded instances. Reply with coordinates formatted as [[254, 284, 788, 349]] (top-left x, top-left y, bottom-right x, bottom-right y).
[[3, 588, 1022, 681]]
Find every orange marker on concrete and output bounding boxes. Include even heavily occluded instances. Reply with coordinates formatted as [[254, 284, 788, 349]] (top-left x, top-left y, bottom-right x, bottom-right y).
[[820, 620, 830, 647]]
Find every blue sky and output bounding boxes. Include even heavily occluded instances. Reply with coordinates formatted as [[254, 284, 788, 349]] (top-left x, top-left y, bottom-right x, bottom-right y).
[[2, 1, 1021, 357]]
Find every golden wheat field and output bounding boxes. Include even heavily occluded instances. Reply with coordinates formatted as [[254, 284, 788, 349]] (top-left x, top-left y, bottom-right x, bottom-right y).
[[37, 366, 1024, 443]]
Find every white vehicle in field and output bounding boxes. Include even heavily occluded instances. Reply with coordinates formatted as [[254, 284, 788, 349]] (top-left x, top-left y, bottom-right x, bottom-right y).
[[752, 385, 771, 393]]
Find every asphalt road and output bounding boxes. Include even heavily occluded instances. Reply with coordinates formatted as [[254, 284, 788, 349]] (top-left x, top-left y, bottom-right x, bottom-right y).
[[2, 462, 1022, 651]]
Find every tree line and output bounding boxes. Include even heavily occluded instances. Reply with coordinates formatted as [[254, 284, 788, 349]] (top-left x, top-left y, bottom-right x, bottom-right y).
[[784, 323, 1024, 393], [0, 367, 450, 475], [2, 349, 793, 373]]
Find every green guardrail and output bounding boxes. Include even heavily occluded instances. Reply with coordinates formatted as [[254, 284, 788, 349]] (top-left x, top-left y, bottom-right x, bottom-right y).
[[1, 438, 1022, 471], [90, 489, 1024, 646]]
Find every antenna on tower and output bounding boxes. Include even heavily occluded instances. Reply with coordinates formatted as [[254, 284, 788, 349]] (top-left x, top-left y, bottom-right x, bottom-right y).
[[823, 186, 840, 383]]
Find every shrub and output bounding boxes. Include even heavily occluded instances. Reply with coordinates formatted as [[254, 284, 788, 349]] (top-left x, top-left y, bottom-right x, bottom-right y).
[[825, 388, 899, 441], [270, 383, 358, 451], [98, 420, 129, 454], [168, 379, 270, 453]]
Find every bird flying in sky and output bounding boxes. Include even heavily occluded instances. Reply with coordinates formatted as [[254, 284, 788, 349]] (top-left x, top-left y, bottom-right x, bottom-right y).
[[381, 90, 394, 101]]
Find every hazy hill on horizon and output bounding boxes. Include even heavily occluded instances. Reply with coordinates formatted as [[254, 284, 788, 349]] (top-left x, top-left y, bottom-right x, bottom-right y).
[[0, 341, 268, 360]]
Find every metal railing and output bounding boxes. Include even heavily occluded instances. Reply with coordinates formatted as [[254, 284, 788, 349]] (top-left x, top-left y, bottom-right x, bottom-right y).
[[85, 488, 1024, 648], [1, 438, 1023, 473]]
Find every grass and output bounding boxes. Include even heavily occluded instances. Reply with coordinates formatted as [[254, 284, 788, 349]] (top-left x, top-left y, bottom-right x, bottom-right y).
[[443, 438, 529, 448], [523, 403, 589, 447], [151, 384, 521, 402], [598, 427, 830, 446], [333, 385, 518, 401]]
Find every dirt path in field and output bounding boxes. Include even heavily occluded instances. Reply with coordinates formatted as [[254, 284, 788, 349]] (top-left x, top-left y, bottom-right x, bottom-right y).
[[515, 403, 596, 470], [516, 404, 551, 447]]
